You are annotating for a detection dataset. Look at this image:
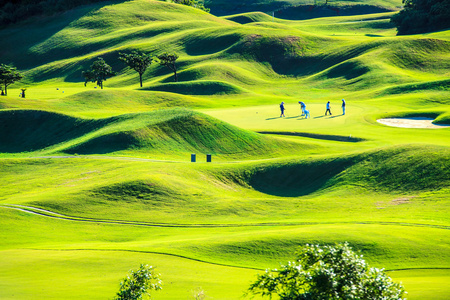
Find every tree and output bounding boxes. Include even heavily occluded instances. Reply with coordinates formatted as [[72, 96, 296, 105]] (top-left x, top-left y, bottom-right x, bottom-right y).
[[172, 0, 210, 12], [82, 57, 116, 89], [157, 52, 179, 82], [248, 243, 406, 300], [115, 264, 162, 300], [391, 0, 450, 35], [0, 64, 23, 96], [119, 51, 153, 88]]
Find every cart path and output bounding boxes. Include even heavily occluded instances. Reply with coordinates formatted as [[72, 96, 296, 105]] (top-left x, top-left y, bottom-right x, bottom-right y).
[[1, 204, 448, 230]]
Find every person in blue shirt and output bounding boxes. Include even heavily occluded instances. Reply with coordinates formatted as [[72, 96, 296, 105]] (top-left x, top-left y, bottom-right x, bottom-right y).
[[325, 101, 332, 115], [341, 99, 346, 115], [280, 101, 285, 117], [298, 101, 306, 116]]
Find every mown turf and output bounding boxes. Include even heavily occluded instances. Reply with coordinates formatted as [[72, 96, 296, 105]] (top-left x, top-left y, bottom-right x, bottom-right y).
[[0, 0, 448, 299]]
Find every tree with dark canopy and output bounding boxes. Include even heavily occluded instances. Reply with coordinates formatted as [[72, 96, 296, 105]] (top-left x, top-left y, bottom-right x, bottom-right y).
[[391, 0, 450, 35], [119, 51, 153, 88], [0, 64, 23, 96], [82, 57, 116, 89], [157, 52, 179, 82]]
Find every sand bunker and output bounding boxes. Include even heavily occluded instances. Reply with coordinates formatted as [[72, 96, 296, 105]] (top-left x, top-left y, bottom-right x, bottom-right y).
[[377, 117, 450, 129]]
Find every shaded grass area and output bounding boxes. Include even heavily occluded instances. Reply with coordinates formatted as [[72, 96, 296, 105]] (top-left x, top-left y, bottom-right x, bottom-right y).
[[0, 108, 313, 159], [218, 145, 450, 197], [141, 80, 248, 95]]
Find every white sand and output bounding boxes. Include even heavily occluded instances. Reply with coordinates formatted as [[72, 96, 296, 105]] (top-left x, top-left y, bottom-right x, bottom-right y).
[[377, 117, 450, 129]]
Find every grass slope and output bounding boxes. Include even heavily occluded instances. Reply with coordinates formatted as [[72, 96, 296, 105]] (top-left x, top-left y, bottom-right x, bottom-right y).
[[0, 0, 449, 299], [0, 108, 311, 159]]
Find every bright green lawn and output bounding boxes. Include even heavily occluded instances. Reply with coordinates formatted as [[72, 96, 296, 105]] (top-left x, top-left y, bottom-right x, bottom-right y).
[[0, 0, 449, 299]]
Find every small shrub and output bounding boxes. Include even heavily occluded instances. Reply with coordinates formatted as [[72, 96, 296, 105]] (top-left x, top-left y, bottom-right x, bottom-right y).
[[114, 264, 162, 300]]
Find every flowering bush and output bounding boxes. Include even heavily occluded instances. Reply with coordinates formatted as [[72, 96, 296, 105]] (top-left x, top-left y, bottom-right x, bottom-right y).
[[248, 243, 406, 300], [115, 264, 162, 300]]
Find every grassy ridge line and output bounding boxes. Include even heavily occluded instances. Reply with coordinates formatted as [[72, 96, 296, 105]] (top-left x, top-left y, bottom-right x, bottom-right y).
[[2, 204, 449, 229], [0, 108, 312, 158], [0, 145, 447, 226], [205, 0, 402, 16], [1, 0, 446, 101], [216, 144, 450, 196]]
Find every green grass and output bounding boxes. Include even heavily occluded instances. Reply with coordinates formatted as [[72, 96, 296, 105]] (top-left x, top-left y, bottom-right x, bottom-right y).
[[0, 0, 449, 299]]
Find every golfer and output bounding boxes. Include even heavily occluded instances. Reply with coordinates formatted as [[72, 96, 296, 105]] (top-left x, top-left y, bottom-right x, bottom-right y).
[[280, 101, 285, 117], [342, 99, 346, 115], [325, 101, 332, 115], [298, 101, 306, 116]]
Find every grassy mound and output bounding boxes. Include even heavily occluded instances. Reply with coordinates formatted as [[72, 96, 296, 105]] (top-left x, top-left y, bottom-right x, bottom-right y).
[[89, 180, 175, 203], [226, 34, 310, 75], [226, 145, 450, 196], [142, 80, 247, 95], [206, 0, 400, 17], [159, 63, 267, 86], [0, 110, 107, 153], [64, 108, 309, 157], [0, 108, 308, 157], [223, 12, 274, 24]]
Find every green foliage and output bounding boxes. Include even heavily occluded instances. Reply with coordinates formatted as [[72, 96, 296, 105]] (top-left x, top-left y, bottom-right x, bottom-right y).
[[119, 51, 153, 87], [0, 64, 23, 96], [248, 243, 406, 300], [391, 0, 450, 35], [0, 0, 109, 26], [171, 0, 210, 13], [115, 264, 162, 300], [157, 52, 179, 82], [82, 57, 116, 89]]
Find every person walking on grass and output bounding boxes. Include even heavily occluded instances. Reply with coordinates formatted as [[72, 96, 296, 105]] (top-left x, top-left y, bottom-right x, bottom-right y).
[[325, 101, 332, 115], [280, 101, 285, 117], [299, 101, 306, 116], [342, 99, 346, 115]]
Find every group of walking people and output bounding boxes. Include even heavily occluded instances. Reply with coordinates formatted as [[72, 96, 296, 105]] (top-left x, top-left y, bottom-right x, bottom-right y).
[[279, 99, 346, 118]]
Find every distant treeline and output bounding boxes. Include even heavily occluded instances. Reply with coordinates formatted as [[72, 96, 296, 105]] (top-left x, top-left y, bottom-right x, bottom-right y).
[[0, 0, 209, 27], [0, 0, 112, 26], [391, 0, 450, 35]]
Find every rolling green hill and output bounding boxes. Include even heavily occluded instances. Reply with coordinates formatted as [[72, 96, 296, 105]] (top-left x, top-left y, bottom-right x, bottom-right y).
[[0, 0, 449, 299], [0, 108, 312, 158]]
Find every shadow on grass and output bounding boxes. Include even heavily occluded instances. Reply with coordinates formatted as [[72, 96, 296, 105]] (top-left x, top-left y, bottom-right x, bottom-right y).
[[258, 131, 365, 142], [247, 157, 355, 197]]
